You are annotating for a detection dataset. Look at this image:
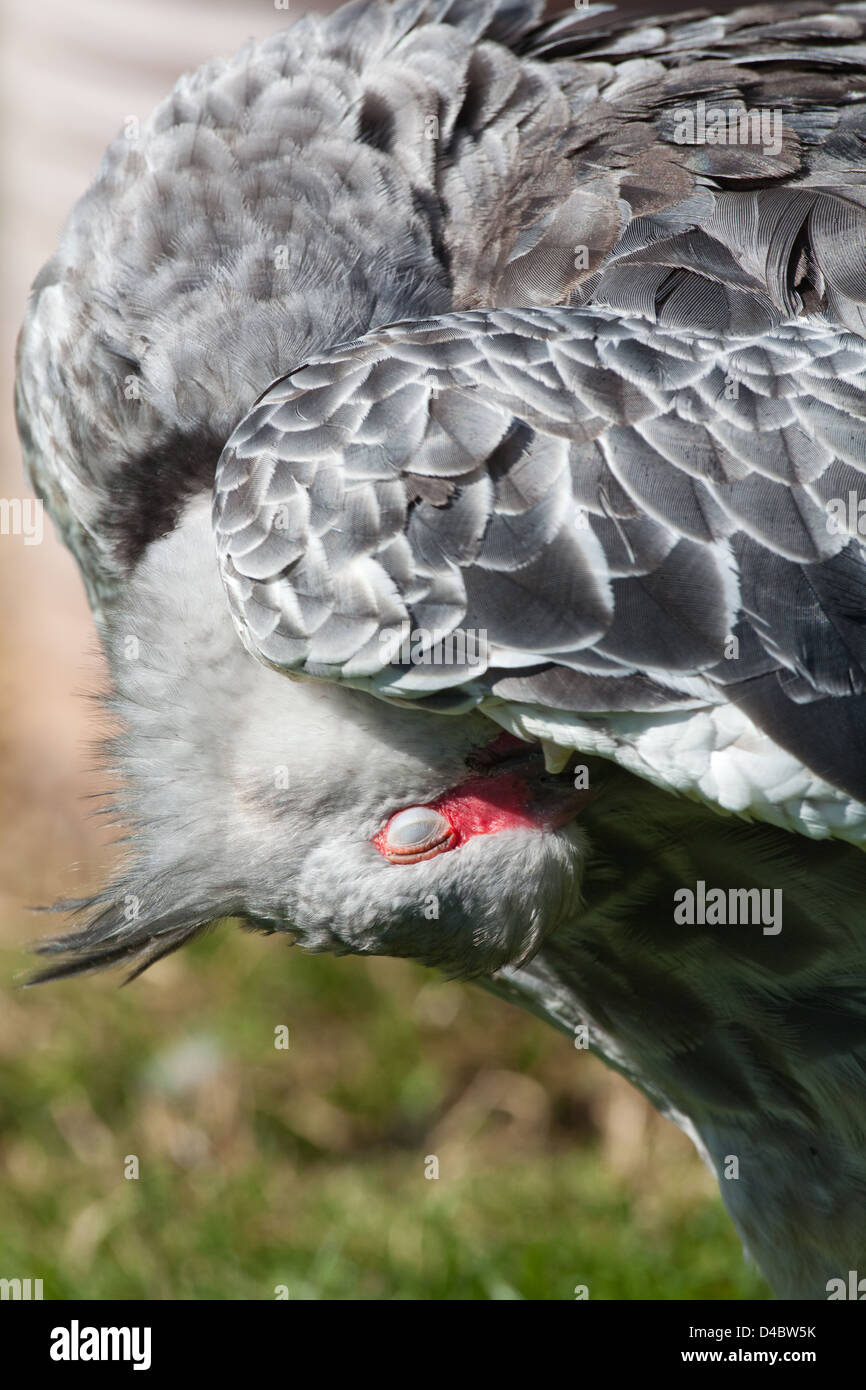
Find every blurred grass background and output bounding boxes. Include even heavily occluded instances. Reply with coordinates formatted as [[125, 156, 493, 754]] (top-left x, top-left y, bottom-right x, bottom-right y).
[[0, 925, 770, 1299], [0, 0, 773, 1301]]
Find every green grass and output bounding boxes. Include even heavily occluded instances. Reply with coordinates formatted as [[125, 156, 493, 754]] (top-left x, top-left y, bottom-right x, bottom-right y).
[[0, 926, 771, 1300]]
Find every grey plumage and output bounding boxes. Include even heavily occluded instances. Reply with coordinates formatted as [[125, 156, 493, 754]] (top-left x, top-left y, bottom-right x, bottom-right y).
[[214, 309, 866, 807], [16, 0, 866, 1298]]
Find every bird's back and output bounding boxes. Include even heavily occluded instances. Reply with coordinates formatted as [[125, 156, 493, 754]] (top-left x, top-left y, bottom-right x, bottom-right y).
[[18, 0, 866, 608]]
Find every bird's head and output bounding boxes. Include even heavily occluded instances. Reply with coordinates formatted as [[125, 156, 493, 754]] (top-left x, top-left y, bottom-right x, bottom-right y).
[[33, 499, 589, 983], [237, 681, 589, 978]]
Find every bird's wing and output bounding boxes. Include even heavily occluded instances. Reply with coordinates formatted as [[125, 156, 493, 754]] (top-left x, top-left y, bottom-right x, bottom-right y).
[[213, 300, 866, 840], [18, 0, 866, 618]]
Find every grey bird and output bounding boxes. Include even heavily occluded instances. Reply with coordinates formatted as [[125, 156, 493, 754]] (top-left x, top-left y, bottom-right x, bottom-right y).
[[16, 0, 866, 1299]]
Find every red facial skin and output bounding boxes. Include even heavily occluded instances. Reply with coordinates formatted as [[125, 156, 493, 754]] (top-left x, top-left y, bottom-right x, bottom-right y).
[[374, 734, 589, 862], [425, 772, 548, 843]]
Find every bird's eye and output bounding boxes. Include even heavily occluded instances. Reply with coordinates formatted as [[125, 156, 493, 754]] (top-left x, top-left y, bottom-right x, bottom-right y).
[[376, 805, 456, 864]]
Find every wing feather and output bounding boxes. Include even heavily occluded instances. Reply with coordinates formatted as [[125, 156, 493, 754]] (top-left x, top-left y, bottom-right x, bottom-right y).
[[214, 306, 866, 827]]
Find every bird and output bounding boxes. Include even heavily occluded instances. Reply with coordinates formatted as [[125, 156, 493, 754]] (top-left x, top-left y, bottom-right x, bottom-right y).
[[15, 0, 866, 1300]]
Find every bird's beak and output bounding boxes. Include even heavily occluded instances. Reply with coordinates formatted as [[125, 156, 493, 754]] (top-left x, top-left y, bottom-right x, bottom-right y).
[[524, 764, 595, 829], [463, 730, 594, 829]]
